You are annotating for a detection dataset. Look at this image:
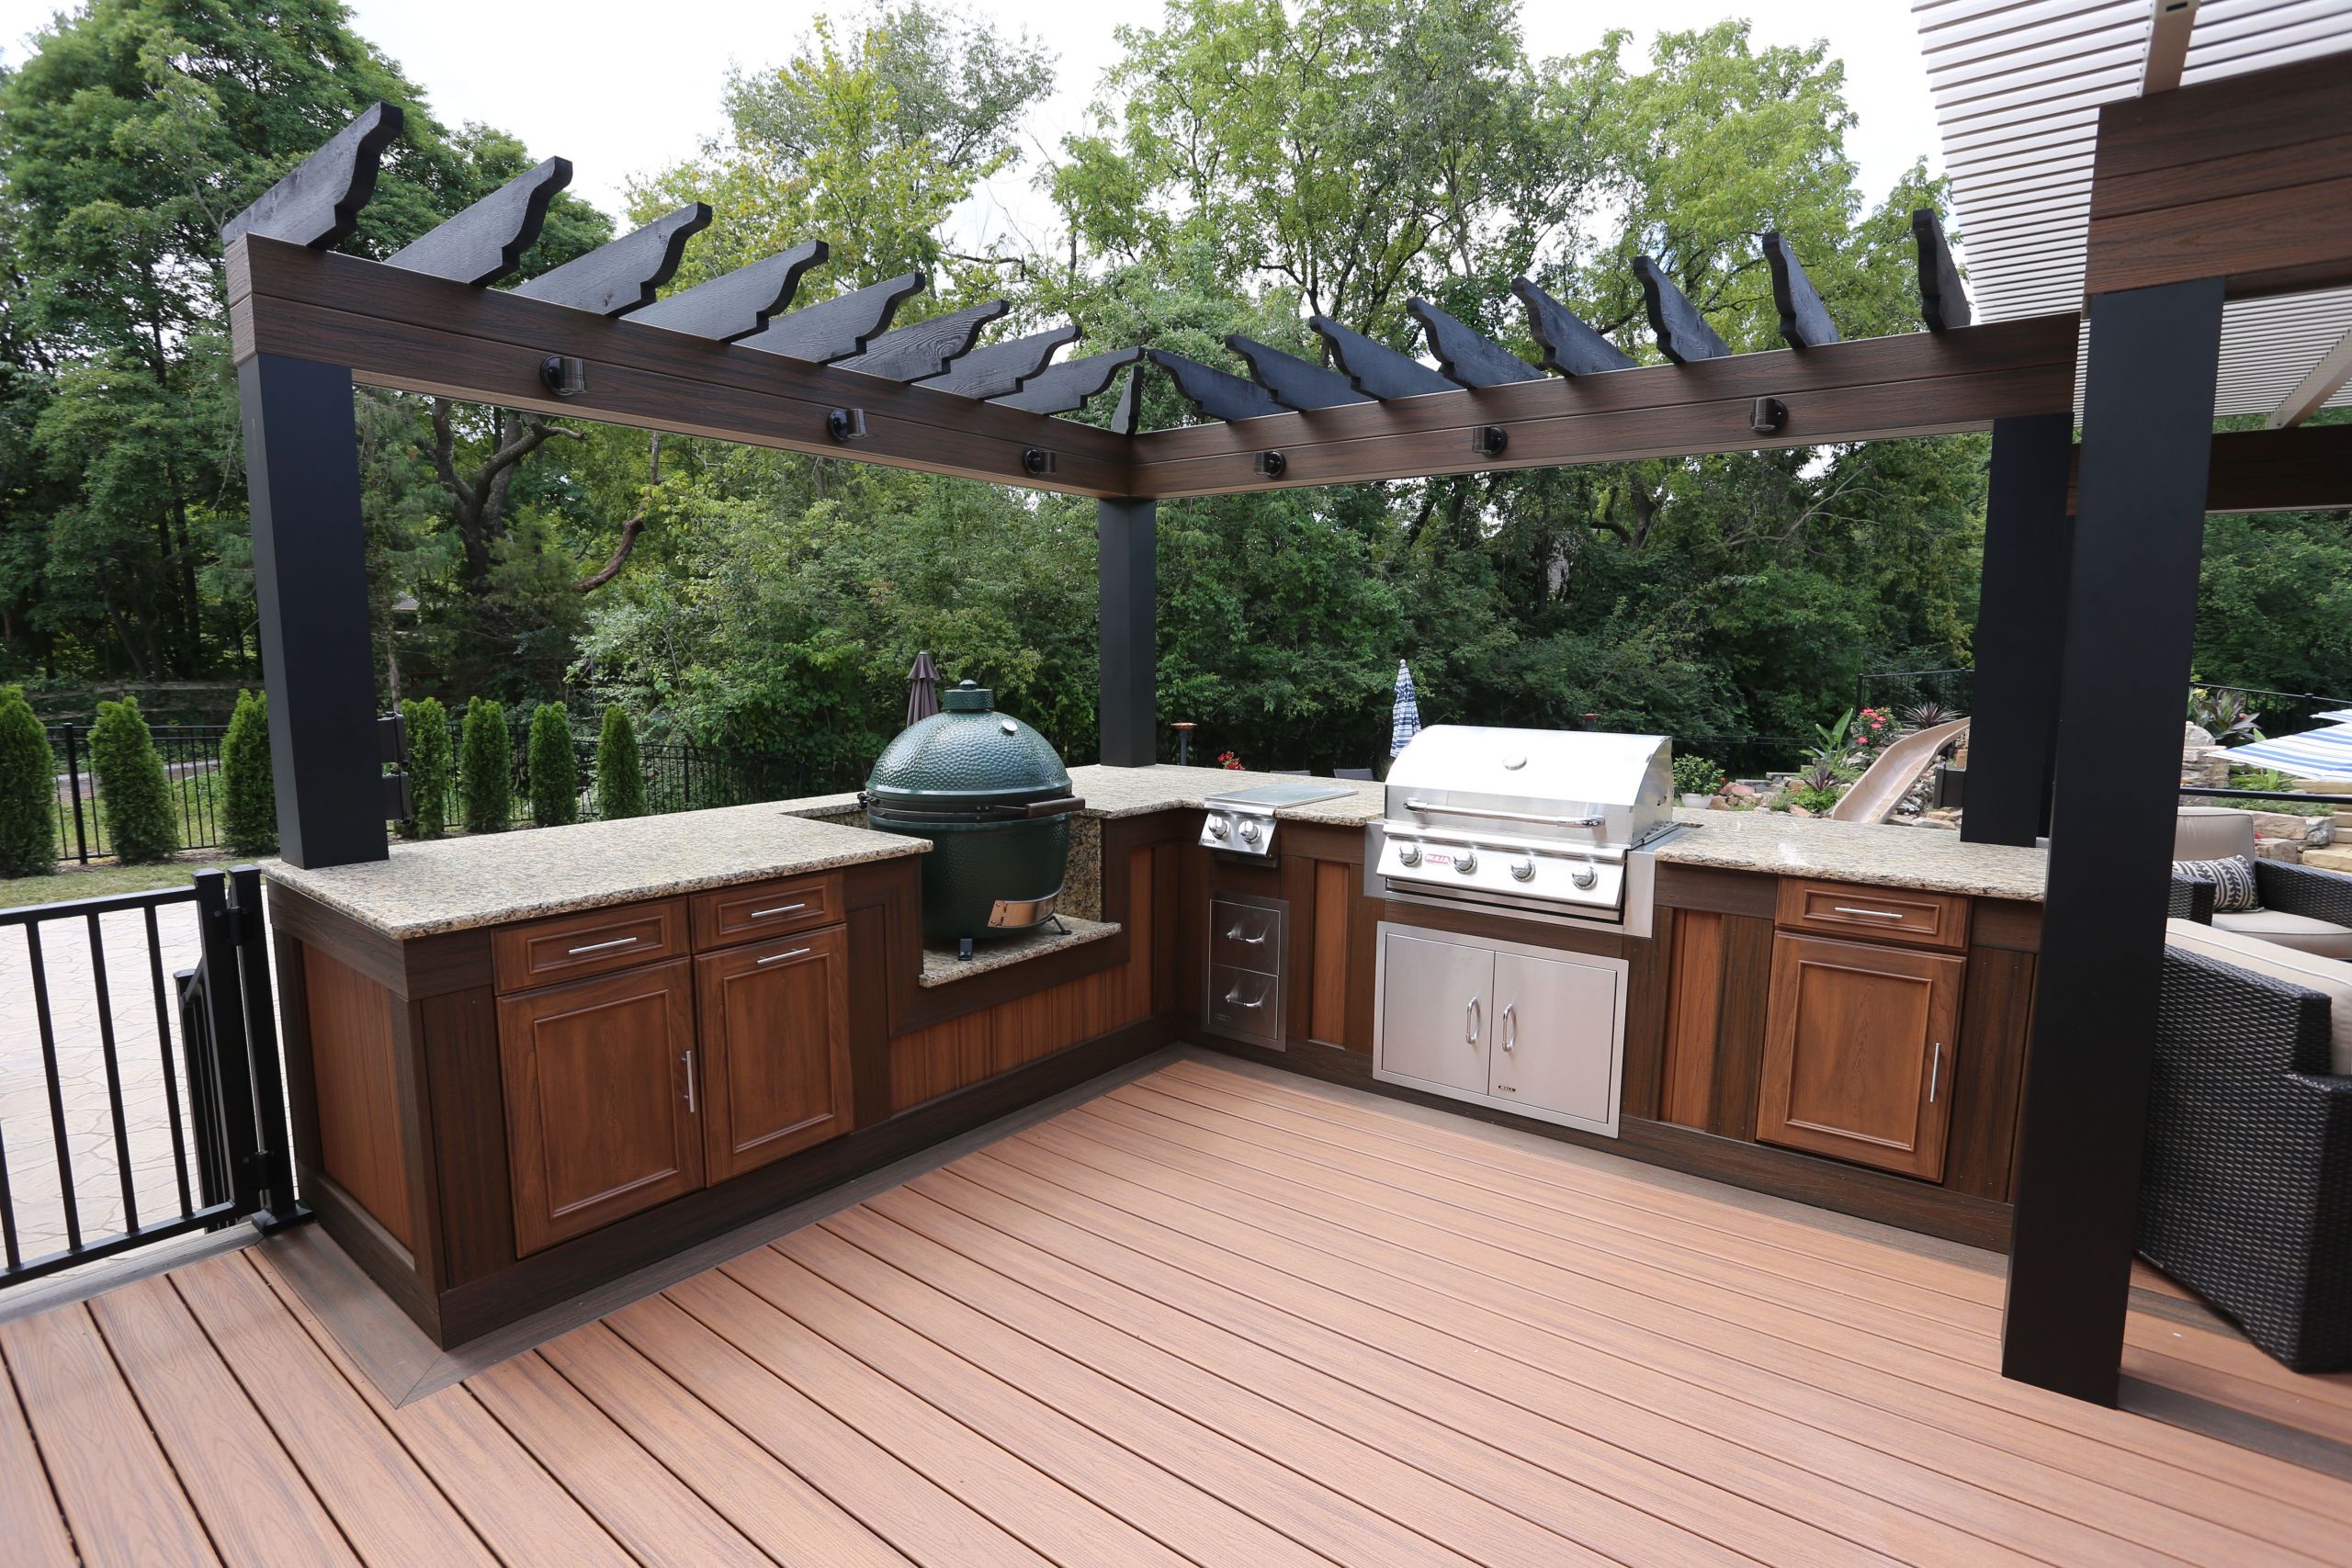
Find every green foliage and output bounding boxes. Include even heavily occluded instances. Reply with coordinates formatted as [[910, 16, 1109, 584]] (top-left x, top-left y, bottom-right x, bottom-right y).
[[1670, 755, 1724, 797], [400, 697, 452, 839], [0, 686, 56, 876], [527, 704, 579, 827], [89, 695, 176, 863], [220, 688, 276, 854], [458, 697, 512, 834], [595, 707, 647, 820]]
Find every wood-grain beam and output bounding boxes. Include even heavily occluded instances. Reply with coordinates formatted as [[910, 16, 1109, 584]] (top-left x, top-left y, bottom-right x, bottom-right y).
[[1126, 313, 2079, 498], [226, 236, 1131, 496], [2087, 52, 2352, 299], [2066, 422, 2352, 513]]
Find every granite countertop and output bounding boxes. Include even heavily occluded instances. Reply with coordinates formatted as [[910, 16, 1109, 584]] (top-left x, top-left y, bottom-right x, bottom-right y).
[[1653, 807, 2048, 902], [1064, 763, 1386, 824], [919, 916, 1119, 987], [265, 803, 927, 939]]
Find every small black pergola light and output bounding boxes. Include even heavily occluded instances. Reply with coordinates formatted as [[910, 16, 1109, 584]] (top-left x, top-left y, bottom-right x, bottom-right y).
[[225, 52, 2352, 1412]]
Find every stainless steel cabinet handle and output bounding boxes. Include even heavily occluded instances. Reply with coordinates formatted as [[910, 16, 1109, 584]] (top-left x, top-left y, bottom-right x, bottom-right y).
[[1500, 1002, 1517, 1052], [1465, 996, 1482, 1044], [567, 935, 639, 955], [1832, 906, 1905, 921], [1225, 923, 1269, 945], [1928, 1042, 1942, 1104], [683, 1049, 696, 1113], [1406, 798, 1604, 829], [1223, 985, 1267, 1010], [749, 902, 808, 919], [755, 946, 813, 966]]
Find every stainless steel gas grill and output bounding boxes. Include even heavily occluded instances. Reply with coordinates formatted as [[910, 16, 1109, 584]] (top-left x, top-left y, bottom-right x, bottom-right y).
[[1365, 728, 1679, 936]]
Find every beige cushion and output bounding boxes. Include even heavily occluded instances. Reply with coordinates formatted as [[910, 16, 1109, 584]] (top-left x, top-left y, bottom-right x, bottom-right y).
[[2213, 908, 2352, 961], [2175, 807, 2256, 862], [2165, 918, 2352, 1074]]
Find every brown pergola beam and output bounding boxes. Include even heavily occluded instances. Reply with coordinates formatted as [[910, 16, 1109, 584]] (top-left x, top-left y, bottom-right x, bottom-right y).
[[2064, 422, 2352, 514], [1125, 313, 2079, 498], [226, 236, 1133, 497], [2087, 53, 2352, 300]]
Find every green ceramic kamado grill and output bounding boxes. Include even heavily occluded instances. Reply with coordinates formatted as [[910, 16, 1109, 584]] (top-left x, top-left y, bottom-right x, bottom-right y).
[[862, 682, 1085, 947]]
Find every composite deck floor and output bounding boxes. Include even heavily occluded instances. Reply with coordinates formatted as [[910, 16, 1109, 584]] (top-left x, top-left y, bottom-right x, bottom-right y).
[[5, 1055, 2351, 1566]]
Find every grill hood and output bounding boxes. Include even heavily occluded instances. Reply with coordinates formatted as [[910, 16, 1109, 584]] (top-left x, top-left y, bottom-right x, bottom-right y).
[[1384, 727, 1675, 849], [1370, 727, 1677, 933]]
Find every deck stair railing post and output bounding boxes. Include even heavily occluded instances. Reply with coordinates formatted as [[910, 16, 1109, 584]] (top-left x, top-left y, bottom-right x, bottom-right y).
[[187, 866, 301, 1231]]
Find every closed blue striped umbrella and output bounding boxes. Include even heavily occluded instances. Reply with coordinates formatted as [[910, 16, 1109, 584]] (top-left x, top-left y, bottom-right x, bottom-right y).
[[2222, 724, 2352, 780], [1390, 660, 1422, 758]]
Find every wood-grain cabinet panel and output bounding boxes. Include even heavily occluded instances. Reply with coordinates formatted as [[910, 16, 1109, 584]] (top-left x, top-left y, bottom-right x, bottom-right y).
[[492, 900, 687, 992], [1756, 934, 1964, 1181], [499, 960, 704, 1255], [695, 927, 854, 1182]]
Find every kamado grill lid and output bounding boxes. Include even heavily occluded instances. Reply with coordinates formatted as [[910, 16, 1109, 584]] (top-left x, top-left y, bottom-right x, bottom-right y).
[[865, 681, 1074, 814]]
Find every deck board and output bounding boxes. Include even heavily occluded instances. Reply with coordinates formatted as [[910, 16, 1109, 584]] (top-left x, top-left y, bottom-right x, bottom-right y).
[[4, 1054, 2348, 1567]]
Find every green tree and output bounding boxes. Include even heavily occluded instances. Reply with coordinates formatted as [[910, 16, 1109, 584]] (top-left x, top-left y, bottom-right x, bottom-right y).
[[595, 706, 647, 820], [458, 696, 512, 833], [89, 694, 175, 862], [0, 686, 56, 876], [527, 703, 579, 826], [400, 695, 451, 838], [220, 687, 276, 853]]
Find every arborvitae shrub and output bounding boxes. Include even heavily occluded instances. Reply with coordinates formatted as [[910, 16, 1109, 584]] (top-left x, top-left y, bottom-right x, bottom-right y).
[[220, 688, 276, 854], [527, 703, 579, 827], [91, 695, 177, 863], [0, 686, 56, 876], [400, 696, 451, 839], [458, 696, 512, 834], [595, 706, 645, 820]]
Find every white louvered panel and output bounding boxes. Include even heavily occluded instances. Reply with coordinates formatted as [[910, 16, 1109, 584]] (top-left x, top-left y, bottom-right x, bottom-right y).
[[1915, 0, 2352, 414]]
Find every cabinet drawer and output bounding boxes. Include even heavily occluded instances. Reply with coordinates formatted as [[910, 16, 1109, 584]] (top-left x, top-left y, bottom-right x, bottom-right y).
[[691, 873, 842, 950], [1207, 964, 1282, 1046], [492, 899, 687, 993], [1775, 878, 1970, 952], [1208, 897, 1283, 971]]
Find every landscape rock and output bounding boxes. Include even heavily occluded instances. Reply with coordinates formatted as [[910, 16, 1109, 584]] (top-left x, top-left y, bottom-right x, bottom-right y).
[[2255, 838, 2305, 863], [2304, 847, 2352, 874]]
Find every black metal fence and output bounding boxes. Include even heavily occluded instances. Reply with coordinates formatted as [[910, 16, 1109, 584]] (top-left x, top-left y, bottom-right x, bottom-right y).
[[1673, 734, 1809, 782], [47, 723, 231, 866], [0, 866, 298, 1289], [1854, 668, 1976, 725]]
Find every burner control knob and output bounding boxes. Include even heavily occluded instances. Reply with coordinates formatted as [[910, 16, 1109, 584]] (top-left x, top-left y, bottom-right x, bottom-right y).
[[1510, 856, 1536, 883], [1453, 849, 1479, 874], [1396, 840, 1421, 866], [1238, 819, 1261, 845], [1207, 818, 1229, 840], [1571, 863, 1599, 889]]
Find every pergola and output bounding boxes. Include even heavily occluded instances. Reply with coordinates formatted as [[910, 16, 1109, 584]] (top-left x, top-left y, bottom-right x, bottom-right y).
[[225, 15, 2352, 1409]]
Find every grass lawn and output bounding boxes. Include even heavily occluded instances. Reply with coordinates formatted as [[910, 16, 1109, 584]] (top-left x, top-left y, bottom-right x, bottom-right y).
[[0, 852, 247, 911]]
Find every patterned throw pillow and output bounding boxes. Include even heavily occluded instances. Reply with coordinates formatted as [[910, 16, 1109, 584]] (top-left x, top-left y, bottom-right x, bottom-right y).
[[2173, 854, 2261, 912]]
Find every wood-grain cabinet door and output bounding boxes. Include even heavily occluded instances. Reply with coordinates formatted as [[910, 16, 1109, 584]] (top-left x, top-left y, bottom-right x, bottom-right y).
[[498, 959, 703, 1256], [695, 925, 854, 1183], [1756, 934, 1964, 1180]]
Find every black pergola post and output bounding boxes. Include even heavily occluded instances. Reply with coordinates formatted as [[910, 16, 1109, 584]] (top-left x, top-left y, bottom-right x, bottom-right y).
[[2001, 277, 2224, 1405], [1963, 413, 2075, 847], [238, 354, 387, 869], [1097, 498, 1158, 767]]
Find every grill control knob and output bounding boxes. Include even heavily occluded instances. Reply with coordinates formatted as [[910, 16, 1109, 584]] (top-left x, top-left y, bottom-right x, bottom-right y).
[[1238, 819, 1261, 845], [1571, 863, 1599, 889], [1396, 841, 1422, 866], [1510, 856, 1536, 883], [1207, 818, 1229, 840], [1454, 849, 1479, 874]]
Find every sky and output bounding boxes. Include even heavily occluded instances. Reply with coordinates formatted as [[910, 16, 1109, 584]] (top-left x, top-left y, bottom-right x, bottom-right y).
[[0, 1, 1942, 245]]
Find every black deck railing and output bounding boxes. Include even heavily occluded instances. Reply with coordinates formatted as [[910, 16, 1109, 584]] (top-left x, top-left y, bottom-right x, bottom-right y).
[[0, 866, 299, 1288]]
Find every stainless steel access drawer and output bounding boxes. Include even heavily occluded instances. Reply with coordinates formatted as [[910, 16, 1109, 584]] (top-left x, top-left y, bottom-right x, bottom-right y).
[[1205, 893, 1285, 1048]]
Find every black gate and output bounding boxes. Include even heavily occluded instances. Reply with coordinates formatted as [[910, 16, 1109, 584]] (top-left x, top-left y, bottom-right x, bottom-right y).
[[0, 866, 300, 1288]]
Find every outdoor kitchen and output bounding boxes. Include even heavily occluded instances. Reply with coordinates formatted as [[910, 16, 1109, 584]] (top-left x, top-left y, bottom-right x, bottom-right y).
[[261, 701, 2049, 1348]]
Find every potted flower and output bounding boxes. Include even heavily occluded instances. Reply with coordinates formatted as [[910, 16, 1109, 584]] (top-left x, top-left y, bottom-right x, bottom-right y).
[[1217, 750, 1248, 772], [1671, 753, 1725, 807]]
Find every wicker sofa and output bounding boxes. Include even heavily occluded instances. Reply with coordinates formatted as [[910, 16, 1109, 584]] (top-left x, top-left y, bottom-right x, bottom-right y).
[[2143, 920, 2352, 1371]]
